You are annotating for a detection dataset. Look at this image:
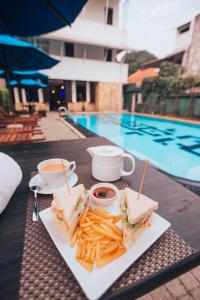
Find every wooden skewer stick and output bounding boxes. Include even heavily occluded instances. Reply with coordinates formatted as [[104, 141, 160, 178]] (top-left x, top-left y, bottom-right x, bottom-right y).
[[137, 160, 148, 200], [61, 159, 71, 194]]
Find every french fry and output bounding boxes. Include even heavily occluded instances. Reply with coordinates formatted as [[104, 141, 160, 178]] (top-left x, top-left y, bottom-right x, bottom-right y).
[[88, 212, 102, 221], [85, 216, 91, 222], [83, 227, 92, 233], [112, 246, 126, 259], [92, 224, 122, 242], [89, 210, 114, 220], [99, 244, 106, 249], [112, 215, 122, 224], [80, 240, 86, 259], [102, 222, 123, 237], [90, 207, 109, 216], [96, 247, 126, 268], [71, 205, 127, 271], [94, 208, 109, 215], [79, 212, 87, 225], [100, 239, 110, 245], [91, 241, 97, 247], [86, 234, 104, 242], [77, 259, 93, 271], [76, 241, 82, 259], [101, 242, 119, 257], [85, 246, 92, 262], [80, 221, 94, 228], [90, 248, 96, 263], [96, 242, 101, 261], [77, 227, 83, 238]]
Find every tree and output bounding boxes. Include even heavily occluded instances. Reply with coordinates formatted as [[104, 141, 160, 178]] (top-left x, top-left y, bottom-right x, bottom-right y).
[[159, 61, 181, 78], [125, 50, 157, 75]]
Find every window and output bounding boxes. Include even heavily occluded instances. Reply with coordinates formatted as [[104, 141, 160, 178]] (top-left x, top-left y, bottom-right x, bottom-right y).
[[26, 89, 39, 103], [64, 42, 74, 57], [76, 81, 86, 102], [49, 40, 62, 56], [90, 82, 96, 103], [104, 49, 112, 62], [178, 23, 190, 34], [106, 7, 113, 25], [35, 38, 49, 54]]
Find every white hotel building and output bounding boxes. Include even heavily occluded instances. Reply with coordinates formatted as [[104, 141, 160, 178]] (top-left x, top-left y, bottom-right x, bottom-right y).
[[15, 0, 132, 112]]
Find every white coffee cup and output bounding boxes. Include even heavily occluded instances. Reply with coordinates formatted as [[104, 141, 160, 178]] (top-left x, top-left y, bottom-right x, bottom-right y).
[[37, 158, 76, 187]]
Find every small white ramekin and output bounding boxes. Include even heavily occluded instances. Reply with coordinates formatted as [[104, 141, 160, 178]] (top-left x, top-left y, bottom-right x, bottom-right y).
[[90, 182, 119, 206]]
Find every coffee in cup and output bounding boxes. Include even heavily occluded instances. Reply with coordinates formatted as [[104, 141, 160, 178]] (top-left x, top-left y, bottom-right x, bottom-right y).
[[37, 158, 76, 187]]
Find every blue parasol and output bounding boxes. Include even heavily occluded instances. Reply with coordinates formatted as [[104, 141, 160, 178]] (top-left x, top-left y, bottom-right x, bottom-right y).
[[9, 79, 48, 89], [0, 0, 87, 37], [0, 35, 59, 72], [0, 70, 48, 80], [0, 34, 58, 110]]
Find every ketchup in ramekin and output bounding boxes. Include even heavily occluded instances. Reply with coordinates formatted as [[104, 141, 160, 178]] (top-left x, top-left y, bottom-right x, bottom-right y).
[[93, 187, 116, 199], [90, 183, 119, 206]]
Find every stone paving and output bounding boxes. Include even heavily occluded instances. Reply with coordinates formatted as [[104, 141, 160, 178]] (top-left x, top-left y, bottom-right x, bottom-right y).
[[137, 266, 200, 300], [40, 112, 79, 141], [41, 112, 200, 300]]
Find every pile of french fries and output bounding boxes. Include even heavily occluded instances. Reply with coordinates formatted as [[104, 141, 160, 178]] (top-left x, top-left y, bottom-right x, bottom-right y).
[[70, 207, 126, 271]]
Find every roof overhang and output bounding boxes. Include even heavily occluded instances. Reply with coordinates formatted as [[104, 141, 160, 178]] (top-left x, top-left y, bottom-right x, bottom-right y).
[[141, 50, 186, 69]]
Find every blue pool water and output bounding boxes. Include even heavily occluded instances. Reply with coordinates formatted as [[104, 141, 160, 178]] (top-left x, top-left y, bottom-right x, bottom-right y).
[[67, 114, 200, 181]]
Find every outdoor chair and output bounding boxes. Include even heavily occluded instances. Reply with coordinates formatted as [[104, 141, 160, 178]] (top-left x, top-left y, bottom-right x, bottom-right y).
[[0, 131, 45, 145], [0, 126, 42, 135], [0, 112, 39, 127]]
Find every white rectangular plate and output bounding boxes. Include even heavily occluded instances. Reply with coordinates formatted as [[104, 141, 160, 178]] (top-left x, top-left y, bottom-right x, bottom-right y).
[[39, 196, 170, 300]]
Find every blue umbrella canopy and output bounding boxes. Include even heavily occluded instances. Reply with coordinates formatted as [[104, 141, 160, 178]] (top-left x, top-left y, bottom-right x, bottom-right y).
[[9, 79, 48, 89], [0, 70, 48, 80], [0, 35, 59, 73], [0, 0, 87, 37], [9, 80, 18, 86], [0, 35, 55, 111], [12, 70, 48, 80]]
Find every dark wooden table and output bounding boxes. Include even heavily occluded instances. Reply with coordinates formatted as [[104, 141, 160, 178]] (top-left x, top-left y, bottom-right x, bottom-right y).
[[0, 137, 200, 300]]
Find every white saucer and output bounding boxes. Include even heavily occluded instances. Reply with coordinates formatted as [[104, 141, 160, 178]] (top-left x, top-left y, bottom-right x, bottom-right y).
[[29, 172, 78, 195]]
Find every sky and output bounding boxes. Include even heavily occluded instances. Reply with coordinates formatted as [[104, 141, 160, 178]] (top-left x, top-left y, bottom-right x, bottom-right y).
[[123, 0, 200, 58]]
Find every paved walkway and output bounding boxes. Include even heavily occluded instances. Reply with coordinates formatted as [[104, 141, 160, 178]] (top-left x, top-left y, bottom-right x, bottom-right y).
[[40, 112, 79, 141], [41, 112, 200, 299], [137, 266, 200, 300]]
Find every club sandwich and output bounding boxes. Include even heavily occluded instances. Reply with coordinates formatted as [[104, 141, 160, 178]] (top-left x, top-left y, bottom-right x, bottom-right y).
[[121, 187, 158, 246], [51, 184, 89, 239]]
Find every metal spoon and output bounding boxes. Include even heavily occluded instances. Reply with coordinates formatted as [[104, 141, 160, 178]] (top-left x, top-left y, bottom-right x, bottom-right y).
[[30, 185, 41, 222]]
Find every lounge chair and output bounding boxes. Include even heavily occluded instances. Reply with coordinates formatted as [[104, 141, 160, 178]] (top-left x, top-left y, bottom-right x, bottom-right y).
[[0, 131, 45, 145]]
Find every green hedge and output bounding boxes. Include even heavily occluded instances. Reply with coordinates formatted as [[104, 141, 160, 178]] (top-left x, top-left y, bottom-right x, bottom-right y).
[[143, 94, 200, 117], [0, 88, 12, 112], [193, 98, 200, 117]]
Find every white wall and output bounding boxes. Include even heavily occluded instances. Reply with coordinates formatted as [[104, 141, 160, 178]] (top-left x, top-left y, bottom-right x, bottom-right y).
[[175, 21, 194, 51], [43, 56, 128, 83], [79, 0, 119, 26], [43, 19, 129, 50]]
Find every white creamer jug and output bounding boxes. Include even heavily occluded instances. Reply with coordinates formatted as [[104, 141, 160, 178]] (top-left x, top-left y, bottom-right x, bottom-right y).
[[87, 146, 135, 182]]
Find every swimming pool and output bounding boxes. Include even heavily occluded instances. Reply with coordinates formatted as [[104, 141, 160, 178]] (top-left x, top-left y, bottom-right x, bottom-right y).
[[67, 114, 200, 182]]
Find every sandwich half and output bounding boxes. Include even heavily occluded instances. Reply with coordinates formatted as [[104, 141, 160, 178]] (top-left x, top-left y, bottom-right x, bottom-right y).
[[51, 184, 89, 239], [121, 187, 158, 246]]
